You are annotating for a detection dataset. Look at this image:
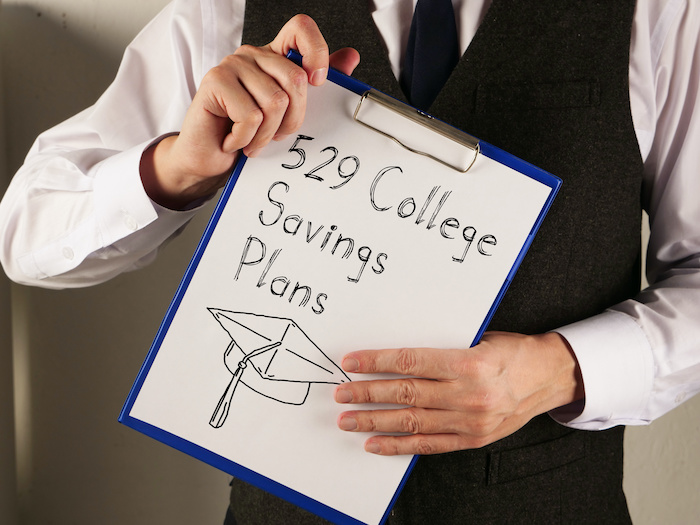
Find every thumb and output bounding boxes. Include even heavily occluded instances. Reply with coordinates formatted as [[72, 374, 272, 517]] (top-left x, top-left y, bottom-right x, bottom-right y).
[[268, 14, 329, 86]]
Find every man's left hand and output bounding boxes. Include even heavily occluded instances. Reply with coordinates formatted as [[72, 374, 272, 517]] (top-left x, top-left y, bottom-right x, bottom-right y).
[[335, 331, 584, 455]]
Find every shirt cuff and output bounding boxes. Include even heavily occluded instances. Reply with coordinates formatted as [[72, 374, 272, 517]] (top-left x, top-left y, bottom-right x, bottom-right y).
[[18, 140, 203, 284], [550, 310, 655, 430], [93, 140, 162, 244]]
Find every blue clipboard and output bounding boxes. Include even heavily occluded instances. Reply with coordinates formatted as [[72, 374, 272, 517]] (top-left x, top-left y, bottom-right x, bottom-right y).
[[119, 52, 561, 525]]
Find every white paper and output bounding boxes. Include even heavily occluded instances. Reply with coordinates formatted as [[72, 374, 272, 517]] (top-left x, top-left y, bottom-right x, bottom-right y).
[[127, 80, 553, 525]]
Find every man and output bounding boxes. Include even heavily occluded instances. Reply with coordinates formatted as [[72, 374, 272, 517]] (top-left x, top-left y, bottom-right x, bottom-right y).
[[1, 0, 699, 522]]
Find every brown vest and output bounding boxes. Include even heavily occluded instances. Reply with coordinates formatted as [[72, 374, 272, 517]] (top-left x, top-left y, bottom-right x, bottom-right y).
[[232, 2, 642, 523]]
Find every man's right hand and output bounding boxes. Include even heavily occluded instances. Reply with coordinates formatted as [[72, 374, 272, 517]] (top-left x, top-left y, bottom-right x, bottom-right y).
[[140, 14, 360, 210]]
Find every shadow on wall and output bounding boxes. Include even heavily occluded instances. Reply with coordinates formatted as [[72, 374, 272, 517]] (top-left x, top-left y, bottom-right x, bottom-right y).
[[1, 6, 230, 525]]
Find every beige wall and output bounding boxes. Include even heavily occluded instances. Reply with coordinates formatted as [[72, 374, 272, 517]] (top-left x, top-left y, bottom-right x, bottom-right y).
[[0, 1, 698, 524], [0, 2, 230, 524], [1, 3, 20, 522]]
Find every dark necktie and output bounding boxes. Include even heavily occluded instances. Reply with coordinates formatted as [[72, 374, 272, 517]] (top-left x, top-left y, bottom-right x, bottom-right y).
[[399, 0, 460, 111]]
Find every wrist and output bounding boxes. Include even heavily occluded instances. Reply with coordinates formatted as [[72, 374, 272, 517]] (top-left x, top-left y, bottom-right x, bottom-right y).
[[140, 135, 231, 210], [536, 332, 585, 410]]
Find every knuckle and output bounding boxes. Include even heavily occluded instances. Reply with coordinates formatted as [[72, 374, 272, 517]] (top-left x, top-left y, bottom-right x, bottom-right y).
[[290, 14, 322, 41], [448, 353, 470, 379], [286, 66, 308, 89], [291, 13, 315, 29], [364, 414, 379, 432], [218, 53, 244, 73], [468, 415, 501, 438], [396, 381, 419, 406], [203, 58, 245, 90], [241, 107, 264, 128], [460, 353, 486, 379], [386, 441, 401, 456], [400, 409, 422, 434], [415, 438, 436, 455], [467, 435, 492, 450], [266, 89, 291, 112], [469, 419, 491, 437], [279, 115, 304, 135], [359, 384, 376, 404], [396, 348, 420, 375], [203, 64, 228, 86], [288, 15, 328, 54], [233, 44, 259, 58], [359, 356, 379, 374], [471, 389, 496, 412]]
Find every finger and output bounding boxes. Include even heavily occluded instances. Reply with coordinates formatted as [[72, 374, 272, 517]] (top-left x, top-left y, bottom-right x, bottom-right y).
[[342, 347, 462, 380], [337, 406, 467, 436], [335, 377, 455, 409], [363, 433, 473, 456], [244, 49, 310, 142], [190, 60, 264, 155], [219, 87, 265, 155], [361, 411, 528, 456], [188, 89, 258, 157], [229, 56, 297, 155], [265, 47, 360, 139], [268, 14, 329, 85], [210, 50, 304, 155], [329, 47, 360, 76]]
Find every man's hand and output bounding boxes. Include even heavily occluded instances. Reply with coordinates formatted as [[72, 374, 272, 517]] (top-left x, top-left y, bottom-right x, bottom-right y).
[[335, 332, 584, 456], [140, 14, 360, 209]]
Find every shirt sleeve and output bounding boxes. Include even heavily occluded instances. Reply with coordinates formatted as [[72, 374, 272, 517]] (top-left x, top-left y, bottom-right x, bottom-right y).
[[0, 0, 225, 289], [551, 0, 700, 430]]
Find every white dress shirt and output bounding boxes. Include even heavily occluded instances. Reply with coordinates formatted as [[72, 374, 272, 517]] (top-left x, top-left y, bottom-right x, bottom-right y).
[[1, 0, 699, 432]]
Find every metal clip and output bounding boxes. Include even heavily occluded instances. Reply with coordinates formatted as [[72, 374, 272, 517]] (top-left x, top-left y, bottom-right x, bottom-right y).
[[353, 90, 480, 173]]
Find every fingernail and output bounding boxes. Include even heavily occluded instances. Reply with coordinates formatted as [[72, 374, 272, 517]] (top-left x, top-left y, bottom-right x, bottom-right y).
[[335, 388, 353, 404], [338, 416, 357, 431], [342, 357, 359, 373], [365, 441, 381, 454], [273, 133, 290, 142], [246, 148, 261, 158], [310, 68, 327, 86]]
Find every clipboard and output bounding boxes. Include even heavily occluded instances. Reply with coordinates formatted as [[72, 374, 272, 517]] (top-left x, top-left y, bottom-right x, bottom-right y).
[[119, 53, 561, 525]]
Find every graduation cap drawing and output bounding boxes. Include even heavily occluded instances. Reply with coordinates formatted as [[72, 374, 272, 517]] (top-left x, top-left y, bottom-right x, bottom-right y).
[[208, 308, 351, 428]]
